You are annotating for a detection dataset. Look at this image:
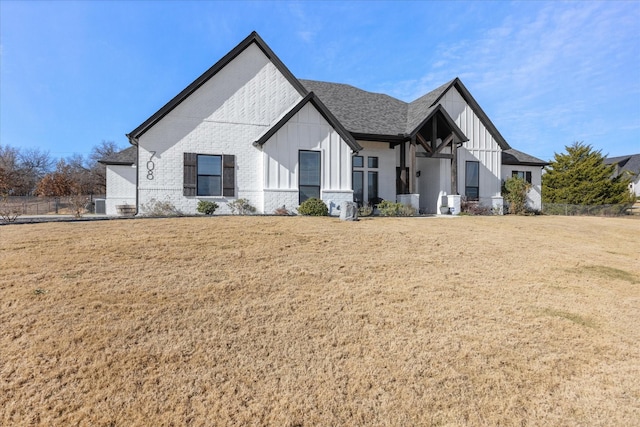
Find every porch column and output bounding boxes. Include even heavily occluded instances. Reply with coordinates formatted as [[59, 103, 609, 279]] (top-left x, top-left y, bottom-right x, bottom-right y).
[[409, 136, 416, 194], [451, 140, 458, 194], [399, 141, 407, 194]]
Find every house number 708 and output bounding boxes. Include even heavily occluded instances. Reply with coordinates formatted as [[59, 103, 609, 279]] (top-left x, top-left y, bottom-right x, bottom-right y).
[[146, 151, 156, 180]]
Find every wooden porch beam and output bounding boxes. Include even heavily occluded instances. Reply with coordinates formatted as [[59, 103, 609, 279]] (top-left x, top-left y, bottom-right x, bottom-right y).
[[434, 133, 454, 154], [431, 115, 438, 153], [416, 132, 432, 153], [399, 141, 407, 194], [416, 152, 453, 159], [452, 142, 458, 194], [409, 136, 416, 194]]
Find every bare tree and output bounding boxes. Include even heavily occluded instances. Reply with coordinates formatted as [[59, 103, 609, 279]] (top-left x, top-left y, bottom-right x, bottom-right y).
[[89, 140, 122, 194], [0, 144, 53, 196]]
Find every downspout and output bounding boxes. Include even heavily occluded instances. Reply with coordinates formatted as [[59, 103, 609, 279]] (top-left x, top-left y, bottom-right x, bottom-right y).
[[126, 134, 140, 216]]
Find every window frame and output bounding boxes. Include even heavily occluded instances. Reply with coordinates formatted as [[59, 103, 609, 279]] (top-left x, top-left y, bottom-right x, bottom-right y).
[[352, 170, 364, 205], [197, 154, 222, 197], [299, 150, 321, 204], [368, 171, 379, 202], [465, 160, 480, 201], [184, 153, 235, 198], [511, 170, 532, 184]]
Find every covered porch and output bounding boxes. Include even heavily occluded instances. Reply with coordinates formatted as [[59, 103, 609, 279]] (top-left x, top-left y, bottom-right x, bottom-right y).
[[393, 106, 468, 214]]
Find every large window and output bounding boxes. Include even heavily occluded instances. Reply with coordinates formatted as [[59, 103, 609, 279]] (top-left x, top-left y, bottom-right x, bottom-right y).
[[512, 170, 532, 184], [299, 150, 321, 203], [465, 161, 479, 200], [197, 155, 222, 196], [353, 170, 364, 205], [368, 171, 378, 201], [353, 155, 379, 204]]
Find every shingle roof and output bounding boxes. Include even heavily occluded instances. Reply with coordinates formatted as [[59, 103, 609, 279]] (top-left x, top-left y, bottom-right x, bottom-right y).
[[605, 154, 640, 177], [253, 92, 362, 152], [98, 146, 136, 165], [406, 79, 456, 134], [299, 80, 408, 136], [300, 78, 510, 150], [502, 148, 548, 166]]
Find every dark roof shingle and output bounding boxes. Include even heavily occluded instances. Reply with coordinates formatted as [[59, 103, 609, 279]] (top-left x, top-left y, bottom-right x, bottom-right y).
[[98, 146, 136, 165], [502, 148, 548, 166], [299, 80, 408, 136]]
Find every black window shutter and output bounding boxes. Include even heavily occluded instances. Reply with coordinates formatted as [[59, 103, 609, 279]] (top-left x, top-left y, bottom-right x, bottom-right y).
[[223, 155, 235, 197], [526, 171, 532, 184], [183, 153, 197, 196]]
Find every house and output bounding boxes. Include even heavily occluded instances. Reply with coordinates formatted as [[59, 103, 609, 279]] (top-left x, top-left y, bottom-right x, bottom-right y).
[[605, 154, 640, 198], [100, 31, 547, 216]]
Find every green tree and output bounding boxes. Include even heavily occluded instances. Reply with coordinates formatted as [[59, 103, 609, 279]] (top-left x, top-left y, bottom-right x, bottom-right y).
[[543, 142, 633, 205]]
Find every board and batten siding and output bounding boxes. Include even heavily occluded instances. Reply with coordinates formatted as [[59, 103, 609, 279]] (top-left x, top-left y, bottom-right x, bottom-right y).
[[135, 42, 303, 214], [440, 87, 503, 204], [261, 102, 354, 214]]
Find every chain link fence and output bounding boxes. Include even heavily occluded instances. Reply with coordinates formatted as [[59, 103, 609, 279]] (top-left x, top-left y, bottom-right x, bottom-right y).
[[542, 203, 634, 217], [1, 195, 105, 215]]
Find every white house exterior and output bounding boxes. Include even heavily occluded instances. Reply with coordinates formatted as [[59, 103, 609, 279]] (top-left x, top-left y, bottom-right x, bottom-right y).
[[100, 32, 546, 216], [605, 154, 640, 198]]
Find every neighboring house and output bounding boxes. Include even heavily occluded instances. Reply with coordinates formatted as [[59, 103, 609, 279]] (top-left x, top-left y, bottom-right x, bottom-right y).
[[101, 31, 546, 216], [604, 154, 640, 198]]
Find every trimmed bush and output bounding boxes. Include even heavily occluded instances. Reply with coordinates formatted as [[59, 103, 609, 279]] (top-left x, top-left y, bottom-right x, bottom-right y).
[[298, 198, 328, 216], [197, 200, 218, 215]]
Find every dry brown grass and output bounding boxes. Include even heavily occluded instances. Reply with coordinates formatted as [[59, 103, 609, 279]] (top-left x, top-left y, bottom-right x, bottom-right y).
[[1, 215, 639, 426]]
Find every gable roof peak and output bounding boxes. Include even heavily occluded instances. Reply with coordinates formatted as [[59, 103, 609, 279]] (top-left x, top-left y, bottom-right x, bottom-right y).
[[127, 31, 307, 141]]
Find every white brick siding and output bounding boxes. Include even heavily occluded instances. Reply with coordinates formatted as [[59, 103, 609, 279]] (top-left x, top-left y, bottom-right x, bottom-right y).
[[105, 164, 136, 215], [136, 42, 302, 215]]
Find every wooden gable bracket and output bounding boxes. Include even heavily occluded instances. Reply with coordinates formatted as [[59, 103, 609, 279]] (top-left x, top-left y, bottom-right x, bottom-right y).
[[416, 133, 432, 153], [434, 133, 454, 154]]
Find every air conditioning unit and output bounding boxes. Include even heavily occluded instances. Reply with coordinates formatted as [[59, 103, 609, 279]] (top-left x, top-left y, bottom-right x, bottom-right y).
[[95, 199, 106, 215]]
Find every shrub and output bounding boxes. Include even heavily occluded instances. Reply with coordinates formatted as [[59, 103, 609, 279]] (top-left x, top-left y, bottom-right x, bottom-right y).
[[377, 200, 416, 216], [358, 203, 373, 217], [298, 198, 328, 216], [502, 176, 531, 215], [460, 197, 491, 215], [140, 198, 183, 217], [273, 205, 291, 216], [197, 200, 218, 215], [398, 204, 417, 216], [228, 198, 256, 215], [0, 196, 21, 223]]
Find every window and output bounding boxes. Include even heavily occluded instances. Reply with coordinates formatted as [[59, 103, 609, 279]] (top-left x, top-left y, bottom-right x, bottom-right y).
[[299, 150, 321, 203], [353, 154, 380, 203], [353, 170, 363, 205], [183, 153, 235, 197], [465, 161, 479, 200], [512, 170, 532, 184], [368, 171, 378, 201], [197, 155, 222, 196]]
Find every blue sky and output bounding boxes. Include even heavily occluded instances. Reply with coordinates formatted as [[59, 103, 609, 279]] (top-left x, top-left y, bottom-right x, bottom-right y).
[[1, 0, 639, 162]]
